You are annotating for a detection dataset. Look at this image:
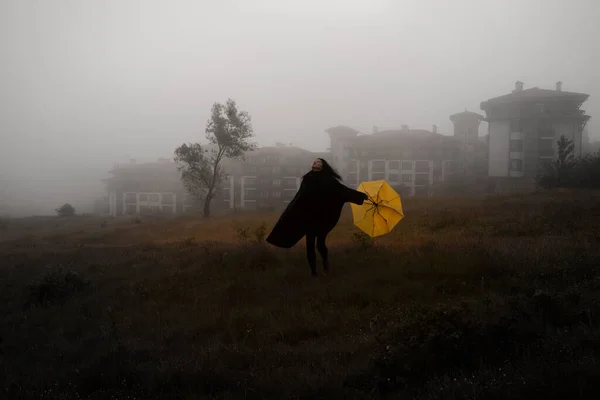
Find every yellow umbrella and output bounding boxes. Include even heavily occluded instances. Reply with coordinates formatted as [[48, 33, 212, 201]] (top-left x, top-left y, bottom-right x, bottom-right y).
[[350, 180, 404, 238]]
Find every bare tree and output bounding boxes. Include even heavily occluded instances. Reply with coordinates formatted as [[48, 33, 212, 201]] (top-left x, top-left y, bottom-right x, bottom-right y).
[[174, 99, 256, 218]]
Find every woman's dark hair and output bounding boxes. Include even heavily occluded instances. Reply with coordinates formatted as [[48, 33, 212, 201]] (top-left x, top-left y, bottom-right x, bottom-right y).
[[317, 158, 342, 181], [303, 158, 342, 181]]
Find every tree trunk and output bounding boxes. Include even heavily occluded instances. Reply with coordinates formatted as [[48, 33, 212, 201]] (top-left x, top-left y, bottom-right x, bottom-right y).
[[202, 196, 211, 218], [203, 161, 221, 219]]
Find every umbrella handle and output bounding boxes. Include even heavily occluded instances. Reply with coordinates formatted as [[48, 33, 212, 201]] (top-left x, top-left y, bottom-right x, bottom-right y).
[[365, 199, 380, 207]]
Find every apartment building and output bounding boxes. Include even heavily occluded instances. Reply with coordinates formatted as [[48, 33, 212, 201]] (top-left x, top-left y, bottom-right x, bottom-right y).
[[481, 81, 591, 192], [232, 144, 317, 210], [101, 158, 233, 216], [326, 110, 483, 196], [97, 143, 321, 215]]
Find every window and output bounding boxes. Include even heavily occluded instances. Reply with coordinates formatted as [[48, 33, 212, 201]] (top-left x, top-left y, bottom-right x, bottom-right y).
[[415, 174, 429, 185], [272, 179, 281, 187], [388, 161, 400, 170], [285, 190, 296, 197], [371, 173, 385, 180], [272, 166, 282, 174], [465, 129, 474, 144], [273, 191, 282, 198], [539, 139, 554, 156], [415, 161, 430, 173], [538, 119, 551, 130], [510, 139, 523, 152], [402, 174, 413, 182], [510, 159, 523, 172], [510, 119, 521, 133], [535, 103, 545, 114], [371, 160, 385, 173], [388, 173, 399, 182], [401, 161, 413, 170], [123, 193, 137, 203], [161, 193, 174, 204], [138, 193, 148, 202]]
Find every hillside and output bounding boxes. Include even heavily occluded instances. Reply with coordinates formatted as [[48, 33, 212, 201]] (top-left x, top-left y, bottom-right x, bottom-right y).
[[1, 190, 600, 399]]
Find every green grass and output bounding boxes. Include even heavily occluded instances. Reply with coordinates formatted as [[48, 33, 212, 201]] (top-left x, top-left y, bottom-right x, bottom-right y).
[[1, 190, 600, 399]]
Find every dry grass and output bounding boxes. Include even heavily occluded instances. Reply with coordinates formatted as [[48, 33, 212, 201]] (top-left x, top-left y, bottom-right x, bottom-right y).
[[1, 190, 600, 399]]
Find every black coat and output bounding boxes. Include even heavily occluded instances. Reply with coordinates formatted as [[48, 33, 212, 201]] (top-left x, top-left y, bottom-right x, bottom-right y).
[[266, 171, 368, 248]]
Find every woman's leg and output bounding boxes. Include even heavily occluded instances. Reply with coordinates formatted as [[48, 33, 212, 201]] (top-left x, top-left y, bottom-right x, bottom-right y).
[[305, 233, 317, 276], [316, 234, 329, 272]]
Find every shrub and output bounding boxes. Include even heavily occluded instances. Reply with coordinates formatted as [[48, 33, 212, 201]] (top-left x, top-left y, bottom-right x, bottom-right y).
[[55, 203, 76, 217], [27, 266, 91, 307], [235, 222, 267, 244], [352, 231, 374, 250], [537, 135, 600, 189]]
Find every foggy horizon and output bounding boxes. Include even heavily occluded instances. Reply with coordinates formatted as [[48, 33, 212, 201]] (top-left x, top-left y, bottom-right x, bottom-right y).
[[1, 0, 599, 215]]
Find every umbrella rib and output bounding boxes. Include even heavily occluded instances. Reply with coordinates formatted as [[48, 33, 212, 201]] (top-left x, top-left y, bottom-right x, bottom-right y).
[[355, 204, 377, 224]]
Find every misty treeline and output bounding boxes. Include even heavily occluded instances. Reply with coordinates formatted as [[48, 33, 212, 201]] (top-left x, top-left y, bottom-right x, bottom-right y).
[[174, 99, 256, 218], [537, 135, 600, 189]]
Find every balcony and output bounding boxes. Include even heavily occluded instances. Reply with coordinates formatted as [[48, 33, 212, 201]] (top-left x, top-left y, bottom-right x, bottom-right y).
[[510, 131, 523, 140], [509, 152, 524, 160]]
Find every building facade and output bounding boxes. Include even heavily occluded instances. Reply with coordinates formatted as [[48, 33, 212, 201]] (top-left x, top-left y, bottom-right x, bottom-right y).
[[101, 159, 234, 216], [97, 144, 322, 216], [97, 108, 495, 216], [481, 81, 591, 192], [229, 144, 317, 210], [325, 111, 484, 196]]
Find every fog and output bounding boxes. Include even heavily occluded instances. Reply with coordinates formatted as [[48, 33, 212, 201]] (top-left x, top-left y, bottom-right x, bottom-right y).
[[1, 0, 598, 215]]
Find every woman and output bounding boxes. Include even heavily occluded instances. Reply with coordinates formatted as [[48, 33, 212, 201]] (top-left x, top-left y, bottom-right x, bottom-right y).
[[266, 158, 368, 277]]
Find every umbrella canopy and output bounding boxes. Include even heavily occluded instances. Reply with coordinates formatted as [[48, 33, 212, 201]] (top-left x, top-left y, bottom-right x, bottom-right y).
[[350, 180, 404, 238]]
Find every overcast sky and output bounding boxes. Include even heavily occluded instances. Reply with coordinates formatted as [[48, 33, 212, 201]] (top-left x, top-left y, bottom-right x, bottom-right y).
[[1, 0, 598, 212]]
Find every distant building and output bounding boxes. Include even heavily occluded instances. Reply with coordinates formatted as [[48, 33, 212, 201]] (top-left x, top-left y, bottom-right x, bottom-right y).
[[481, 81, 591, 193], [100, 158, 234, 216], [98, 109, 494, 215], [449, 110, 485, 181], [325, 111, 484, 196], [227, 144, 318, 210], [97, 144, 323, 216]]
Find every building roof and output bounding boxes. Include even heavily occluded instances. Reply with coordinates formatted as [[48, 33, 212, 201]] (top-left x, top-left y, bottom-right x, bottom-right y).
[[109, 159, 176, 173], [481, 87, 589, 109], [249, 145, 314, 156], [325, 125, 360, 138], [355, 127, 448, 141], [372, 128, 436, 138], [449, 110, 485, 122]]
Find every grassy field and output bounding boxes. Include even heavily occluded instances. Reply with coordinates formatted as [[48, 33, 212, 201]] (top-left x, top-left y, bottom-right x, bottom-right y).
[[1, 190, 600, 399]]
